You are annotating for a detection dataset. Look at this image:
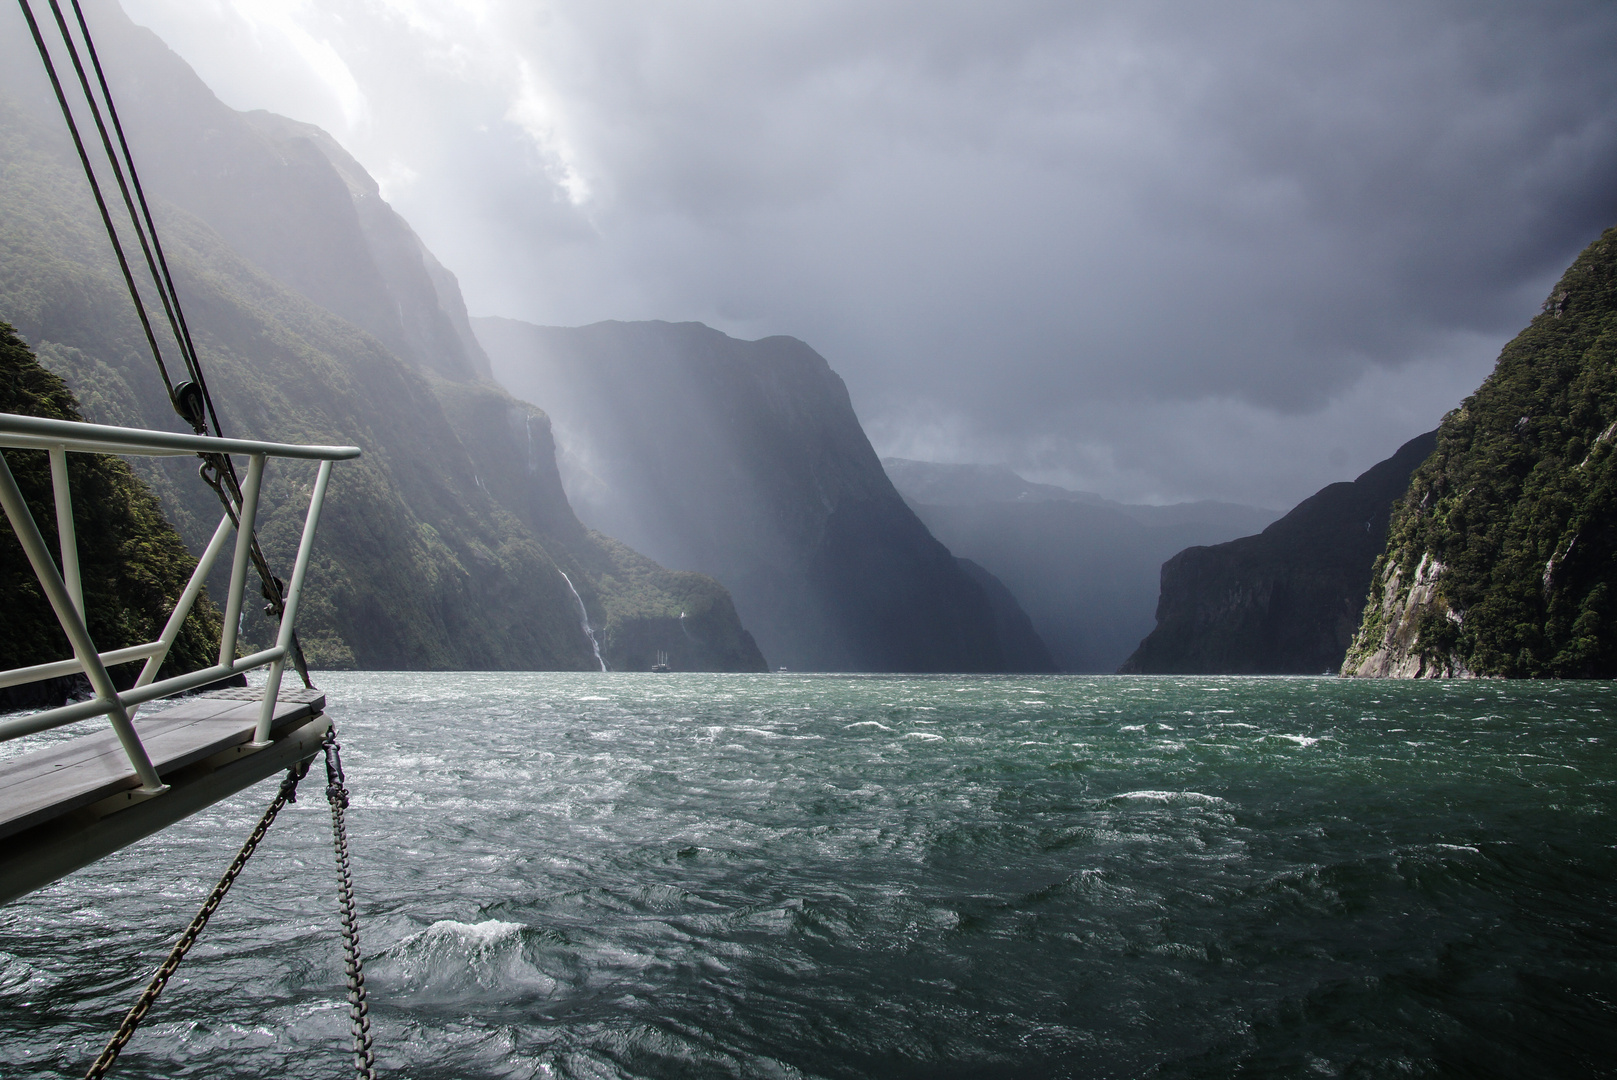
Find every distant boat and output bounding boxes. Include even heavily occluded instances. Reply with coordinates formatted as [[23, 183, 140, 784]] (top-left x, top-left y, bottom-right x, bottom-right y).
[[651, 651, 671, 673]]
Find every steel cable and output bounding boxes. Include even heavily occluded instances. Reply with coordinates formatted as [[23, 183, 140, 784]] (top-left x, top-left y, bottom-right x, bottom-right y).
[[57, 0, 223, 438], [14, 0, 177, 403]]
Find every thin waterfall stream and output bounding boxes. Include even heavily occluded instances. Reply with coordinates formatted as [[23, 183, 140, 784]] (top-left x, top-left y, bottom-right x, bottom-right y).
[[558, 571, 607, 671]]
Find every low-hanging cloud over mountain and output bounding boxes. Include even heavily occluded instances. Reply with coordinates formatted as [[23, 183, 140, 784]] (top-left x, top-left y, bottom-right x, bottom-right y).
[[95, 0, 1617, 505]]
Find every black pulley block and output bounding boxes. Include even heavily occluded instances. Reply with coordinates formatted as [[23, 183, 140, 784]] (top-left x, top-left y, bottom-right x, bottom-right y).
[[171, 381, 206, 431]]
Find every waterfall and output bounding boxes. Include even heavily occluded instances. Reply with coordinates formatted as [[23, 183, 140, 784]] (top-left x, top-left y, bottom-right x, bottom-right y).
[[558, 571, 607, 671]]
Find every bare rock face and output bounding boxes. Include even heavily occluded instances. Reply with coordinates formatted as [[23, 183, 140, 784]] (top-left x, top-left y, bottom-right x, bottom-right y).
[[1342, 225, 1617, 679], [1345, 555, 1475, 678]]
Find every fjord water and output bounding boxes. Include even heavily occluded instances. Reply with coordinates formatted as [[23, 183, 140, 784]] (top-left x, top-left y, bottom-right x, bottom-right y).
[[2, 675, 1614, 1078]]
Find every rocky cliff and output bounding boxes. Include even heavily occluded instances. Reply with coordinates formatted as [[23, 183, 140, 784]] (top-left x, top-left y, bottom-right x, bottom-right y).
[[1120, 431, 1437, 674], [885, 459, 1275, 672], [0, 1, 763, 672], [1344, 226, 1617, 678], [476, 317, 1056, 672]]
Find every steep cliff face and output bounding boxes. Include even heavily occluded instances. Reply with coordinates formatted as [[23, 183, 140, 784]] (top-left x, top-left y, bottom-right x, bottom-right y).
[[1121, 431, 1437, 675], [477, 317, 1055, 672], [429, 377, 765, 671], [0, 1, 488, 383], [0, 2, 762, 672], [953, 557, 1058, 672], [885, 459, 1275, 672], [1345, 227, 1617, 678]]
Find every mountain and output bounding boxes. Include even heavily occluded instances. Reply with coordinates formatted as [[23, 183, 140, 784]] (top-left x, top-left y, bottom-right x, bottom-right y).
[[1345, 227, 1617, 678], [0, 0, 763, 672], [882, 458, 1274, 533], [476, 317, 1056, 672], [883, 459, 1276, 672], [1120, 431, 1437, 675]]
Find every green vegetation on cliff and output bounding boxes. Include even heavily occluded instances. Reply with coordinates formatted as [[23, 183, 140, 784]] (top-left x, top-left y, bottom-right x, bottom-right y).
[[1345, 226, 1617, 678], [0, 323, 221, 690]]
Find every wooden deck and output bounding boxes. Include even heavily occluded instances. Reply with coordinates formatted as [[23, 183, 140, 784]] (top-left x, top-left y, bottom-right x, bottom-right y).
[[0, 686, 325, 842]]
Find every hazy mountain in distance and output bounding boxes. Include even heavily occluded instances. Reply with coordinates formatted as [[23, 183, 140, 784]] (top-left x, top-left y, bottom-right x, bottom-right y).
[[0, 0, 764, 672], [884, 460, 1278, 672], [882, 459, 1273, 534], [1122, 430, 1437, 675], [1347, 226, 1617, 678], [476, 317, 1057, 673]]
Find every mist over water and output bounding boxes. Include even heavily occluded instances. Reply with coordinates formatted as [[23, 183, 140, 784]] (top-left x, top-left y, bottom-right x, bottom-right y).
[[2, 673, 1614, 1078]]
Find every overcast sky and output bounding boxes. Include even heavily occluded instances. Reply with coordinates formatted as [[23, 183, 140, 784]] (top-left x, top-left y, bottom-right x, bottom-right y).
[[121, 0, 1617, 508]]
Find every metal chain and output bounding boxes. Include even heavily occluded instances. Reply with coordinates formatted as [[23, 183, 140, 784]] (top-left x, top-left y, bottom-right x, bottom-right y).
[[324, 729, 378, 1080], [84, 763, 310, 1080]]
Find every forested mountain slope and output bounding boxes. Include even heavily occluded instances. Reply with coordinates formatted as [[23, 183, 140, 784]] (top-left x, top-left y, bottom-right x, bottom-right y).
[[1345, 226, 1617, 678], [0, 325, 222, 705], [0, 1, 763, 672]]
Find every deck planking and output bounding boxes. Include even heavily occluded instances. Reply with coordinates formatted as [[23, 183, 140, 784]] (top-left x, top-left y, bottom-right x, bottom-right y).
[[0, 687, 325, 842]]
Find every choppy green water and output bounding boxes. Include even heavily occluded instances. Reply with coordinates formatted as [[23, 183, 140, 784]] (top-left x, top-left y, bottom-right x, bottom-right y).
[[3, 673, 1615, 1078]]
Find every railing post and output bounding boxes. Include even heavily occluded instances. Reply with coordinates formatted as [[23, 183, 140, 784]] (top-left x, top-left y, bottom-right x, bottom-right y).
[[0, 450, 165, 793], [254, 460, 332, 744], [127, 511, 235, 721], [48, 447, 83, 620], [217, 453, 265, 668]]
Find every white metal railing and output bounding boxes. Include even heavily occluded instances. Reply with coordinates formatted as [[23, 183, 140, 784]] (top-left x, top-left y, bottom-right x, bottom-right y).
[[0, 412, 359, 794]]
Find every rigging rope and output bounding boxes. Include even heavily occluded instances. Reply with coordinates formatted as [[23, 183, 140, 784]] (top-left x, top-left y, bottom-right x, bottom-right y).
[[13, 0, 177, 404], [17, 0, 314, 687], [59, 0, 223, 438], [82, 728, 378, 1079]]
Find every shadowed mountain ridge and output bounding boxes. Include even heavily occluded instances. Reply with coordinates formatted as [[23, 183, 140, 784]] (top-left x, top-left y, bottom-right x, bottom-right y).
[[477, 317, 1056, 673], [1122, 430, 1437, 675]]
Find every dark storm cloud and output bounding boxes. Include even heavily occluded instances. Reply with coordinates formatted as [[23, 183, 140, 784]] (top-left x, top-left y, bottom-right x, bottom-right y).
[[117, 0, 1617, 504]]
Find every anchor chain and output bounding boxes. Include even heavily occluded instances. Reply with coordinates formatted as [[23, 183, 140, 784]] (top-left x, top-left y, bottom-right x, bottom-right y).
[[84, 762, 309, 1079], [324, 729, 378, 1080], [83, 727, 379, 1079]]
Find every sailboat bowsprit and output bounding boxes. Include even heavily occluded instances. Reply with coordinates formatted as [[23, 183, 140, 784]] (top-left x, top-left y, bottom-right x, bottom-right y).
[[0, 412, 359, 903]]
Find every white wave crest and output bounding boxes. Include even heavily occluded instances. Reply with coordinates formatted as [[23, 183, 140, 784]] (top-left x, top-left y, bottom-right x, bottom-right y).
[[372, 919, 557, 1001], [1107, 790, 1227, 806]]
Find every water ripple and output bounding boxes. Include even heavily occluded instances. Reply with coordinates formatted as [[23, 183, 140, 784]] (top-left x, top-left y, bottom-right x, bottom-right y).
[[2, 673, 1615, 1078]]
